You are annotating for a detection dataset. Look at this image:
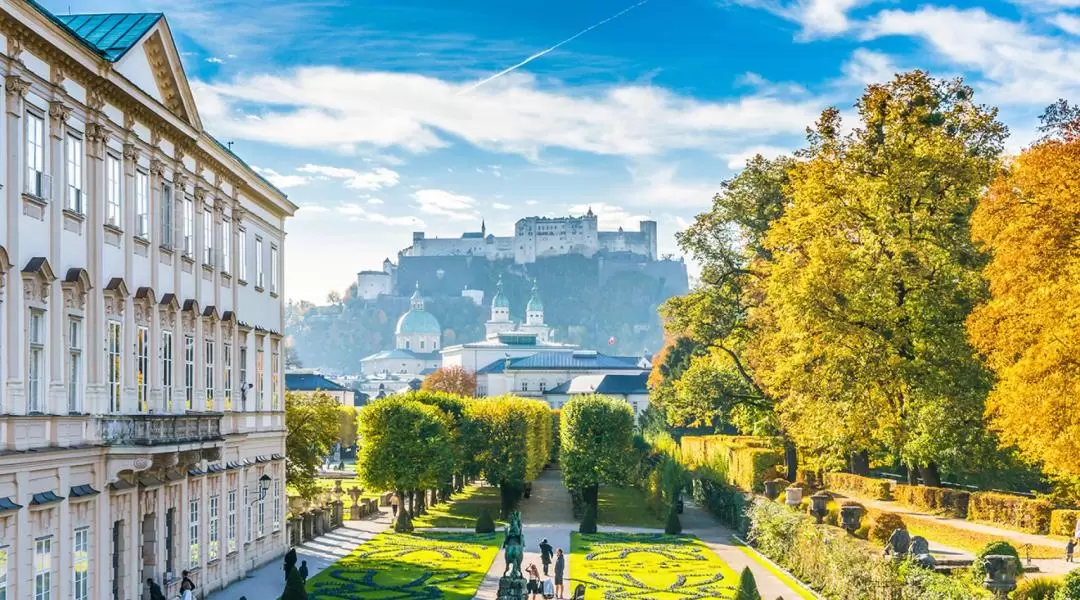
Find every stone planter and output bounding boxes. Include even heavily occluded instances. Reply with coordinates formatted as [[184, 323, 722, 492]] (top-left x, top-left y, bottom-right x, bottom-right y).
[[785, 486, 803, 508], [763, 479, 787, 501], [839, 503, 863, 534], [809, 491, 830, 524], [983, 555, 1017, 599]]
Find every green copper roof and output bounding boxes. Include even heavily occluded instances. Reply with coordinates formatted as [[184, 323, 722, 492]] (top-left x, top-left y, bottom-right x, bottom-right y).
[[527, 281, 543, 312], [396, 309, 441, 336], [55, 13, 162, 62], [492, 275, 509, 309]]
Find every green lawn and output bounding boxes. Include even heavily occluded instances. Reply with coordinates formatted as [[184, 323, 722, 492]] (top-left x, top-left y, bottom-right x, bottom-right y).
[[571, 532, 740, 599], [596, 486, 665, 528], [306, 531, 503, 599], [413, 486, 505, 529]]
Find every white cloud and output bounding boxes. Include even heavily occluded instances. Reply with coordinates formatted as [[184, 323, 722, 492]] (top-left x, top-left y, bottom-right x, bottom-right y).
[[336, 203, 424, 227], [841, 48, 900, 86], [296, 165, 400, 190], [206, 56, 225, 64], [411, 189, 479, 220], [1051, 12, 1080, 34], [525, 200, 539, 206], [367, 198, 385, 205], [252, 166, 310, 189], [723, 145, 792, 169], [734, 0, 872, 38], [625, 165, 720, 209], [863, 6, 1080, 105], [193, 68, 826, 160], [295, 204, 329, 216], [492, 202, 511, 209]]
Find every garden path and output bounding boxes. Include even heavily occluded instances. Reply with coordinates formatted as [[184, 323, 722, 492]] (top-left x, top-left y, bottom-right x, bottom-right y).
[[205, 509, 393, 600], [472, 468, 812, 599]]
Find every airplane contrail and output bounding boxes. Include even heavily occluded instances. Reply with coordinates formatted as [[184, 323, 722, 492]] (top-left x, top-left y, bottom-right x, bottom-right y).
[[456, 0, 652, 96]]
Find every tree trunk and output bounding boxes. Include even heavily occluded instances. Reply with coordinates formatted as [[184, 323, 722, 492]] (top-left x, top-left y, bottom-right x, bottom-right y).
[[920, 463, 942, 488], [783, 440, 798, 482], [583, 484, 599, 509], [500, 482, 522, 517], [417, 490, 427, 515], [905, 464, 918, 485], [408, 491, 416, 516], [850, 451, 870, 476]]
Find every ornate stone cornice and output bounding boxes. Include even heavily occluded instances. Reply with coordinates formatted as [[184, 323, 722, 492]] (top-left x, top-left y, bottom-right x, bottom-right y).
[[149, 158, 167, 178], [174, 172, 189, 190], [6, 35, 24, 63], [123, 143, 139, 162], [48, 101, 72, 123], [4, 75, 30, 99], [193, 186, 208, 203], [49, 65, 65, 89]]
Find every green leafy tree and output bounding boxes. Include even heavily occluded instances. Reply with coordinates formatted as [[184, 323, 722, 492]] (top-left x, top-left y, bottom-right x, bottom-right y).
[[747, 72, 1006, 480], [560, 394, 634, 510], [337, 405, 358, 448], [467, 396, 552, 514], [285, 391, 341, 499], [407, 390, 482, 491], [355, 397, 454, 514], [735, 567, 762, 600]]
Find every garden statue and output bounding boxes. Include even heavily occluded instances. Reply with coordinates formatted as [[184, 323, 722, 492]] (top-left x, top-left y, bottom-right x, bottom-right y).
[[883, 527, 911, 560], [497, 511, 528, 600], [911, 536, 935, 568], [982, 554, 1017, 599]]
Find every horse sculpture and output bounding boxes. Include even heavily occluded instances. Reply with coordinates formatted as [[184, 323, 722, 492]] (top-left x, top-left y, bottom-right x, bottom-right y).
[[502, 510, 525, 578]]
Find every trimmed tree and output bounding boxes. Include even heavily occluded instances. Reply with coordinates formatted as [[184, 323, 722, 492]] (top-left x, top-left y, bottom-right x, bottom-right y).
[[665, 505, 683, 534], [467, 396, 552, 515], [355, 397, 454, 518], [285, 390, 342, 499], [560, 394, 634, 511], [735, 567, 761, 600], [475, 508, 495, 533]]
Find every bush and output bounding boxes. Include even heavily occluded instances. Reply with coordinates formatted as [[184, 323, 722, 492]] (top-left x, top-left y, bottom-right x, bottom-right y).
[[1012, 577, 1061, 600], [735, 567, 762, 600], [869, 512, 907, 545], [680, 435, 784, 492], [824, 473, 892, 501], [394, 508, 414, 533], [580, 503, 597, 534], [475, 508, 495, 533], [893, 483, 970, 518], [692, 473, 748, 532], [968, 492, 1053, 534], [971, 540, 1020, 578], [665, 506, 682, 534], [1051, 509, 1080, 537], [1058, 569, 1080, 600]]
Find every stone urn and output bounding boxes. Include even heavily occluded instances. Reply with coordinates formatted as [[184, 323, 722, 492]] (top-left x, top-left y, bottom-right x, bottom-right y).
[[982, 555, 1017, 599], [785, 486, 803, 508], [839, 503, 863, 535], [763, 479, 786, 501], [809, 491, 830, 524]]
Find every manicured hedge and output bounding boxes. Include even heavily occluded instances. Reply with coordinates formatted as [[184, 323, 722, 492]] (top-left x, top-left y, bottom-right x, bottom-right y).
[[1050, 509, 1080, 538], [893, 483, 970, 519], [680, 435, 784, 493], [967, 491, 1053, 534], [824, 473, 892, 501]]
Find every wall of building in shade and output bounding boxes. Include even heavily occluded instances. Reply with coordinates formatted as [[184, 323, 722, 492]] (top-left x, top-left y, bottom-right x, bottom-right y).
[[0, 4, 296, 600]]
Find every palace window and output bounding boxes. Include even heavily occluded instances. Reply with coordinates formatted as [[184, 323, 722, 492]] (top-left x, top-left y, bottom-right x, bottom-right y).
[[273, 477, 282, 531], [221, 220, 232, 274], [227, 489, 237, 554], [239, 345, 248, 409], [224, 343, 233, 411], [183, 195, 194, 256], [205, 339, 215, 410], [28, 310, 45, 413], [25, 111, 46, 198], [136, 170, 149, 239], [0, 546, 8, 600], [244, 486, 253, 543], [68, 317, 82, 413], [66, 134, 83, 213], [258, 483, 266, 537], [161, 183, 174, 247], [106, 154, 121, 227], [271, 344, 280, 410], [184, 335, 194, 409], [520, 381, 528, 392], [208, 495, 219, 562], [162, 331, 173, 412], [189, 499, 199, 568], [255, 236, 264, 288], [270, 244, 278, 292], [137, 326, 149, 411], [539, 381, 546, 393], [34, 537, 51, 600], [238, 228, 248, 281], [108, 321, 122, 412], [203, 207, 214, 266], [73, 527, 89, 600], [256, 345, 264, 407]]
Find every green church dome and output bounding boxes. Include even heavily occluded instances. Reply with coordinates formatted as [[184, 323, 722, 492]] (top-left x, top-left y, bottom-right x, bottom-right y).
[[492, 275, 510, 309], [396, 309, 441, 335], [527, 281, 543, 312]]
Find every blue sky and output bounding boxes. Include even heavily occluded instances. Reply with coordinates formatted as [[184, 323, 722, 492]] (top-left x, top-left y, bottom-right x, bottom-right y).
[[44, 0, 1080, 302]]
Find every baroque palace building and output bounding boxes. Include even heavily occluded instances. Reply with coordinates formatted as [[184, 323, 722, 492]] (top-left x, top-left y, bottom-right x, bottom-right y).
[[0, 3, 297, 600]]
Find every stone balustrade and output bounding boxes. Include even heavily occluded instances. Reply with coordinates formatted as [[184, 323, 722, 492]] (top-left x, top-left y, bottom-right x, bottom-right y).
[[97, 413, 223, 446]]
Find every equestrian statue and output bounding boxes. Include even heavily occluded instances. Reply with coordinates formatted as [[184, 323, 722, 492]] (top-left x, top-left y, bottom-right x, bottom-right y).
[[503, 510, 525, 578]]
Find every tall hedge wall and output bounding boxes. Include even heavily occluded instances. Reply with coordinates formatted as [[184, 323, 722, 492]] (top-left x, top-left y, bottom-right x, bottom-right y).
[[680, 435, 784, 493]]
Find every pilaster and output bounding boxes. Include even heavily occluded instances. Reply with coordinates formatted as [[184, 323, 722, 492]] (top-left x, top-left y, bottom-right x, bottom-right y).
[[4, 75, 30, 414]]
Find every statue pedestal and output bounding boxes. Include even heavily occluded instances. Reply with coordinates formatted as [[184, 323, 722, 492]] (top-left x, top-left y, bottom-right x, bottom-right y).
[[496, 575, 528, 600]]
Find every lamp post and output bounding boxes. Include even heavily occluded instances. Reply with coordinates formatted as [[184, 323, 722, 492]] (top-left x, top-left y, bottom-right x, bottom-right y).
[[250, 473, 272, 505]]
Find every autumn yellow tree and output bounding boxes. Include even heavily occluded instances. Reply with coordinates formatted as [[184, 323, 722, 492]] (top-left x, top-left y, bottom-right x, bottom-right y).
[[968, 99, 1080, 481], [421, 365, 477, 396], [747, 72, 1006, 481]]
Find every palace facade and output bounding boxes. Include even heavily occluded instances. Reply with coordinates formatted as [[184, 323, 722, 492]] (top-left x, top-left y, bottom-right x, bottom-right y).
[[0, 4, 296, 600]]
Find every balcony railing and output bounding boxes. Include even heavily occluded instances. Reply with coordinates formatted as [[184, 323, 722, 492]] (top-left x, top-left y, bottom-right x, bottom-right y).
[[98, 414, 223, 446]]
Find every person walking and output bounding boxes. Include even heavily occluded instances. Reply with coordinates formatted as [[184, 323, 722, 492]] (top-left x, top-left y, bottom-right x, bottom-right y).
[[526, 563, 542, 600], [554, 548, 565, 599], [391, 494, 401, 517], [145, 578, 166, 600], [1067, 537, 1076, 563], [299, 559, 310, 581], [539, 538, 554, 576], [179, 570, 196, 600]]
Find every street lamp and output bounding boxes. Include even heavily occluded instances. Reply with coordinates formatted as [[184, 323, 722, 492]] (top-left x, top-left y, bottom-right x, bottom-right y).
[[250, 473, 272, 505]]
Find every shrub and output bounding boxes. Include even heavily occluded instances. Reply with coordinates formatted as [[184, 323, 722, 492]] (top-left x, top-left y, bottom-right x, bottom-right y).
[[680, 435, 784, 492], [971, 540, 1020, 578], [282, 566, 309, 600], [475, 508, 495, 533], [1012, 577, 1061, 600], [1058, 569, 1080, 600], [869, 512, 906, 545], [692, 473, 748, 532], [735, 567, 762, 600], [393, 508, 414, 533], [1051, 509, 1080, 537], [968, 492, 1053, 534], [580, 503, 597, 534], [665, 506, 682, 534], [824, 473, 892, 500], [893, 483, 970, 518]]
